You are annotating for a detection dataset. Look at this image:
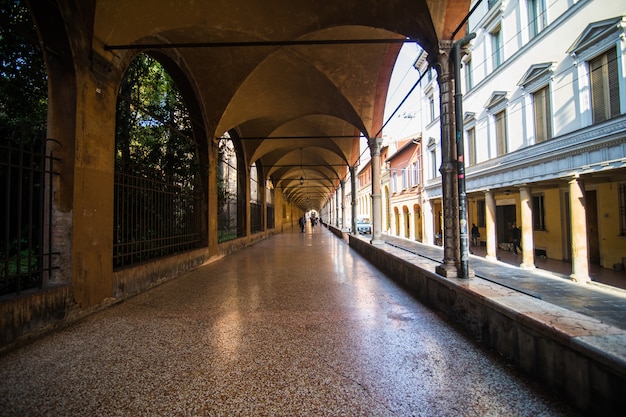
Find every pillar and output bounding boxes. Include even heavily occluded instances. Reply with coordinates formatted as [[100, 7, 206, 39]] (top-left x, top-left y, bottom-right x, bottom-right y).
[[350, 165, 358, 234], [335, 188, 343, 229], [435, 40, 460, 277], [569, 176, 591, 283], [519, 186, 535, 270], [485, 190, 497, 261], [369, 136, 384, 245], [340, 179, 346, 231], [423, 199, 434, 245]]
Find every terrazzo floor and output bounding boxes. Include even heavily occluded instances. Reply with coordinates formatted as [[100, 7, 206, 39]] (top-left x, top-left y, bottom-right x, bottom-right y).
[[0, 226, 581, 416]]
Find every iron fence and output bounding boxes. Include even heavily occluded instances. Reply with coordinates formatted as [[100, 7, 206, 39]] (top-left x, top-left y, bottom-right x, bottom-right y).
[[1, 139, 59, 296], [113, 164, 204, 269], [267, 204, 275, 230], [250, 201, 263, 234]]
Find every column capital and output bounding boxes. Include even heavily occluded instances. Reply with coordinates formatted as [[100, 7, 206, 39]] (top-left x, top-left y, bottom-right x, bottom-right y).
[[438, 39, 454, 55], [568, 174, 581, 184], [368, 136, 383, 155]]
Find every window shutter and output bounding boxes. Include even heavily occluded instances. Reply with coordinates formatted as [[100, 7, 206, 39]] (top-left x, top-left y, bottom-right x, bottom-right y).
[[590, 47, 619, 123], [495, 110, 507, 156], [590, 53, 606, 122], [533, 86, 551, 143], [607, 47, 620, 119]]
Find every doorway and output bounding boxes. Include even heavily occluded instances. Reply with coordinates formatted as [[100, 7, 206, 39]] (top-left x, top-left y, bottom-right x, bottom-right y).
[[496, 205, 516, 246]]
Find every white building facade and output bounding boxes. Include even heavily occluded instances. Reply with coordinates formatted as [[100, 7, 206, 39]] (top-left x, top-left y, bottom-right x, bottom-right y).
[[420, 0, 626, 282]]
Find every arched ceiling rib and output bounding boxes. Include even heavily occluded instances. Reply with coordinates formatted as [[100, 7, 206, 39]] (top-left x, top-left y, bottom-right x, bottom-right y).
[[94, 0, 471, 211]]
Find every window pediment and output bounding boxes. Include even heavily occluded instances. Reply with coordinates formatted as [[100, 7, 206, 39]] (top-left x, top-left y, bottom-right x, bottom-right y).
[[463, 112, 476, 125], [568, 16, 625, 59], [518, 63, 554, 90], [484, 91, 508, 111], [481, 0, 507, 31]]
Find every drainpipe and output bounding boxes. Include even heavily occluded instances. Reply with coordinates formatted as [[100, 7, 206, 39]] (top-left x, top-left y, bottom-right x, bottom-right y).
[[453, 32, 476, 279]]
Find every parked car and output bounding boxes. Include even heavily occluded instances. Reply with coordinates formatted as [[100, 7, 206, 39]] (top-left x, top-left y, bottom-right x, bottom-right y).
[[356, 216, 371, 234]]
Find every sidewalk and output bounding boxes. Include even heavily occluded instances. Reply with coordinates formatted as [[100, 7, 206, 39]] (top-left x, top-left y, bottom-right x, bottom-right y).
[[468, 243, 626, 291], [381, 234, 626, 331]]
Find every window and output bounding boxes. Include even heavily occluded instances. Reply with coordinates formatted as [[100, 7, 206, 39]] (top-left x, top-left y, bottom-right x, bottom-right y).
[[528, 0, 547, 39], [467, 127, 476, 165], [495, 110, 507, 156], [250, 162, 263, 234], [620, 184, 626, 236], [590, 47, 620, 123], [391, 172, 398, 193], [491, 26, 503, 69], [464, 57, 473, 92], [532, 195, 546, 230], [428, 94, 436, 122], [568, 18, 624, 124], [250, 162, 259, 203], [401, 168, 408, 190], [413, 161, 422, 186], [430, 149, 438, 178], [533, 86, 552, 143], [477, 200, 486, 227], [425, 67, 433, 84], [218, 134, 244, 242]]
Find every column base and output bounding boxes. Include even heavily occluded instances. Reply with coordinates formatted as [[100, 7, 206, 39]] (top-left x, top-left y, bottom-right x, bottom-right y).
[[520, 262, 535, 270], [436, 262, 458, 278], [371, 238, 385, 246], [569, 273, 591, 284]]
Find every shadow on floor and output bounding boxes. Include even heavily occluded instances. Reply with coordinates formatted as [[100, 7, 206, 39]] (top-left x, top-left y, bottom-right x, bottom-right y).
[[468, 244, 626, 291]]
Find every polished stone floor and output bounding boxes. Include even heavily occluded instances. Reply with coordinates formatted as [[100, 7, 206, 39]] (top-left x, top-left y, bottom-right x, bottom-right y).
[[0, 226, 581, 416]]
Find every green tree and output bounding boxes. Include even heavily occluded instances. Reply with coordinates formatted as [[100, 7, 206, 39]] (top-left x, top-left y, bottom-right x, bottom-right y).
[[114, 54, 201, 267], [0, 0, 47, 143]]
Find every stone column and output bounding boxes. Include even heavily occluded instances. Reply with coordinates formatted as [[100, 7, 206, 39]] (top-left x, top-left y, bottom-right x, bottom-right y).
[[335, 188, 343, 229], [435, 40, 460, 277], [340, 179, 346, 231], [569, 176, 591, 283], [519, 186, 535, 270], [485, 190, 497, 261], [423, 199, 434, 245], [350, 165, 358, 234], [369, 136, 384, 245]]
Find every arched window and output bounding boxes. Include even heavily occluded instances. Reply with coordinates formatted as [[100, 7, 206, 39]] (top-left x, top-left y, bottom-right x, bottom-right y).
[[218, 133, 245, 241], [113, 54, 202, 268], [0, 1, 52, 295], [266, 179, 275, 230], [250, 161, 263, 234]]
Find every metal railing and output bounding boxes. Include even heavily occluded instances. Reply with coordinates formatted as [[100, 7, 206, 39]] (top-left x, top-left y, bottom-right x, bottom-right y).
[[1, 139, 59, 296], [113, 164, 203, 269], [250, 201, 263, 234], [267, 204, 275, 230]]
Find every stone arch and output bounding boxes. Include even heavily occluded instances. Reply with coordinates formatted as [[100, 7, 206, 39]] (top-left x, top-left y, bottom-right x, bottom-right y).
[[414, 204, 423, 242], [403, 206, 411, 238], [113, 53, 207, 268]]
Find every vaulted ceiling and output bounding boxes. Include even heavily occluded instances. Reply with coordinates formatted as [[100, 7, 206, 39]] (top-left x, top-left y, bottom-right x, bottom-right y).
[[90, 0, 470, 211]]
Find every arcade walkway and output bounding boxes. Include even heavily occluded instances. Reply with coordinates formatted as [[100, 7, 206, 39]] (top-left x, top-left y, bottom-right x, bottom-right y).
[[0, 225, 580, 416]]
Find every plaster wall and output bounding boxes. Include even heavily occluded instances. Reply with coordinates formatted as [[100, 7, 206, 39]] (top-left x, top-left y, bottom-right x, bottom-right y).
[[596, 182, 626, 268], [532, 188, 565, 260]]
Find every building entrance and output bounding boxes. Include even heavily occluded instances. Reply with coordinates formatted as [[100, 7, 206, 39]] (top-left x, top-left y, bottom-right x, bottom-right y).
[[496, 205, 517, 249]]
